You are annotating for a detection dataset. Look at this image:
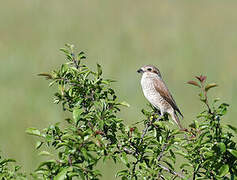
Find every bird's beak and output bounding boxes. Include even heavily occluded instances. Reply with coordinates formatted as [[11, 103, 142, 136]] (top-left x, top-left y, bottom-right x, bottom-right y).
[[137, 68, 143, 73]]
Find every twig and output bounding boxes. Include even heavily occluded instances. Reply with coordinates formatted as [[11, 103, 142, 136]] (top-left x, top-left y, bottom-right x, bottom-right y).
[[201, 84, 212, 114], [156, 135, 186, 179], [132, 159, 139, 179], [68, 155, 72, 166], [157, 142, 169, 162], [117, 144, 136, 155], [158, 173, 166, 180], [140, 121, 151, 144], [131, 121, 152, 178], [157, 134, 172, 162], [71, 53, 79, 69], [193, 164, 200, 180], [158, 164, 186, 179], [55, 77, 81, 87]]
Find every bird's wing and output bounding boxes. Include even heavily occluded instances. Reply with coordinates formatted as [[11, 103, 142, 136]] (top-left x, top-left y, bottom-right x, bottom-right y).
[[153, 77, 183, 117]]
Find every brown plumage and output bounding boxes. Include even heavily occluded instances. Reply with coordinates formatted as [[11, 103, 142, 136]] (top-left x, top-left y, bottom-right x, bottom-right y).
[[137, 65, 183, 129]]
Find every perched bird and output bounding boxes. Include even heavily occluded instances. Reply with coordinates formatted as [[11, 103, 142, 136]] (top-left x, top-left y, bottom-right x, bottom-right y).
[[137, 65, 183, 129]]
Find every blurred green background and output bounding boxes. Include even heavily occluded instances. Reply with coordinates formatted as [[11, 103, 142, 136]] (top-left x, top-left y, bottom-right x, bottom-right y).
[[1, 0, 237, 179]]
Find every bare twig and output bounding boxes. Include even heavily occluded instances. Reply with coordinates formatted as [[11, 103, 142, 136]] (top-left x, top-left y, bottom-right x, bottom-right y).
[[140, 121, 151, 144], [117, 144, 136, 155], [157, 143, 169, 162], [158, 164, 186, 179], [157, 135, 171, 162], [68, 155, 72, 166]]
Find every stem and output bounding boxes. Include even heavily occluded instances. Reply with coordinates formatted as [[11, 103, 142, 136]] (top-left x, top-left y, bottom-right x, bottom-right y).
[[132, 159, 139, 179], [201, 83, 212, 114], [158, 164, 186, 179], [193, 164, 200, 180], [117, 144, 136, 155], [230, 168, 234, 180], [71, 53, 79, 69], [68, 156, 72, 166], [131, 121, 152, 178], [157, 136, 171, 162], [140, 121, 151, 144]]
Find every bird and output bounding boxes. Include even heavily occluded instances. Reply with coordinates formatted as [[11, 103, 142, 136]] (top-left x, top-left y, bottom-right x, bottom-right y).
[[137, 65, 183, 129]]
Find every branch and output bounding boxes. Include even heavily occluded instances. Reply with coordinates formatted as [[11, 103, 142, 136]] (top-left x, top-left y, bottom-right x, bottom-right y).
[[132, 159, 139, 178], [140, 121, 151, 144], [193, 164, 201, 180], [157, 173, 165, 180], [71, 53, 79, 69], [158, 164, 186, 179], [157, 140, 170, 162], [131, 121, 152, 177], [117, 144, 136, 155]]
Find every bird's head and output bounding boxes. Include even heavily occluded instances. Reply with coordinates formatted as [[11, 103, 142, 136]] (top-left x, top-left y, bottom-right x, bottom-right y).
[[137, 65, 162, 78]]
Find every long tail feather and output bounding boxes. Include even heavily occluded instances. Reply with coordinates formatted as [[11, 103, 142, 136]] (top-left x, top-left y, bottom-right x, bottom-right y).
[[171, 112, 183, 130]]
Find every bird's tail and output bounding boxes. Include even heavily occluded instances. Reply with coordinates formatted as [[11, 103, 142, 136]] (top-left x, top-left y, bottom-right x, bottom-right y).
[[171, 111, 183, 130]]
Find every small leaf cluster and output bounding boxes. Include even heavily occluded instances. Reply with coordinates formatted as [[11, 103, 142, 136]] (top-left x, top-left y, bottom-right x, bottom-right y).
[[0, 153, 26, 180], [184, 76, 237, 179]]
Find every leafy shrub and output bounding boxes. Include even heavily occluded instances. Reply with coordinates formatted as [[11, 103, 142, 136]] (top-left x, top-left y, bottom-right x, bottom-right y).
[[3, 44, 237, 179], [0, 153, 26, 180]]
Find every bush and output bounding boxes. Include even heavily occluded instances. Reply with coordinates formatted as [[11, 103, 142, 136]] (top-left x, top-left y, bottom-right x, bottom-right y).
[[0, 153, 26, 179], [2, 44, 237, 179]]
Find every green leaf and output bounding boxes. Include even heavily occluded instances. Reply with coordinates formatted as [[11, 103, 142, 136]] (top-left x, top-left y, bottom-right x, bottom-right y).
[[35, 141, 43, 149], [60, 64, 69, 73], [81, 148, 89, 160], [169, 149, 175, 160], [78, 170, 85, 180], [116, 169, 129, 177], [54, 167, 72, 180], [59, 48, 70, 55], [180, 163, 192, 169], [37, 160, 56, 169], [228, 149, 237, 158], [37, 73, 53, 80], [194, 120, 199, 129], [0, 159, 16, 165], [217, 142, 226, 153], [120, 152, 128, 166], [73, 108, 83, 121], [78, 51, 85, 59], [38, 151, 51, 156], [97, 64, 102, 77], [162, 160, 174, 170], [118, 101, 130, 107], [227, 124, 237, 134], [25, 128, 41, 137], [218, 103, 229, 116], [205, 83, 218, 92], [218, 164, 229, 177], [203, 151, 213, 158], [175, 150, 187, 157]]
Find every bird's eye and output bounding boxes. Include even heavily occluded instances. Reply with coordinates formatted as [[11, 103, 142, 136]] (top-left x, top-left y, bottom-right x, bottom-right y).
[[147, 68, 152, 71]]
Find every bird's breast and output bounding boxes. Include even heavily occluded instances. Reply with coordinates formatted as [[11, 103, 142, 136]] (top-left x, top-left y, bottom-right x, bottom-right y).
[[141, 76, 164, 108]]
